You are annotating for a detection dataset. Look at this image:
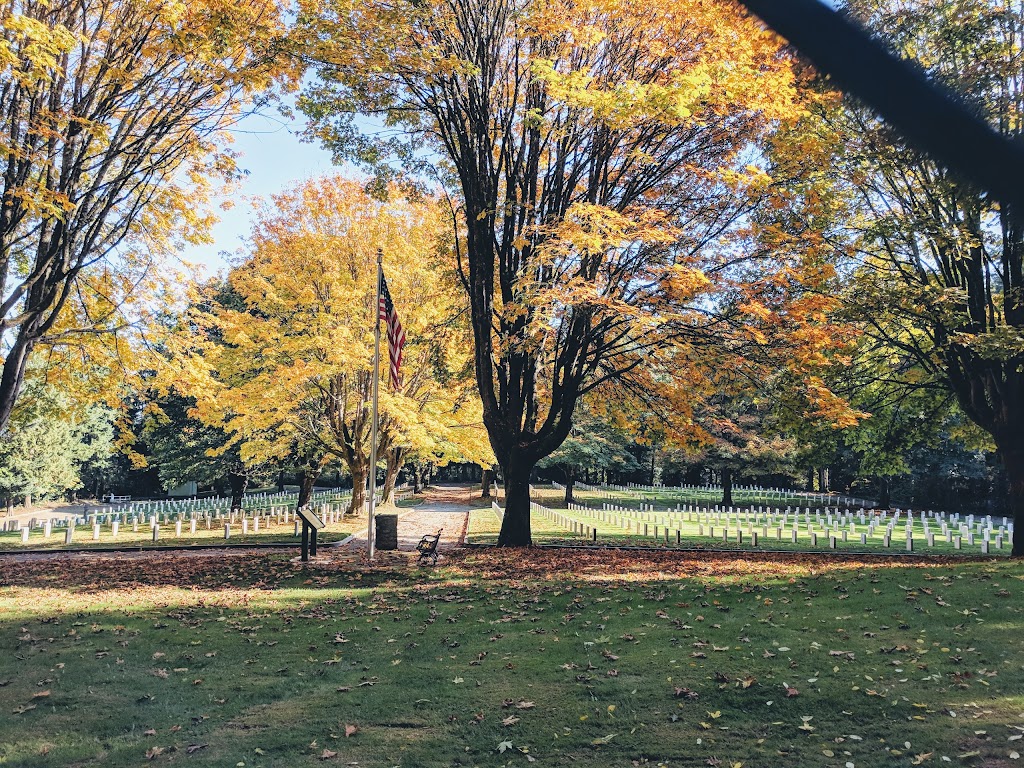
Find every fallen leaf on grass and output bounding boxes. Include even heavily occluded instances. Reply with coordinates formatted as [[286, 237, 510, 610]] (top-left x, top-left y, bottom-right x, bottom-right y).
[[186, 744, 208, 754], [344, 724, 359, 738], [591, 734, 616, 745], [502, 716, 520, 726], [31, 690, 50, 699], [145, 746, 164, 760], [320, 748, 338, 759], [12, 704, 36, 715]]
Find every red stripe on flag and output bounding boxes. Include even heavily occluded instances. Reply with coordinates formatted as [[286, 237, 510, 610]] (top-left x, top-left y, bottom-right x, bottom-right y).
[[379, 273, 405, 390]]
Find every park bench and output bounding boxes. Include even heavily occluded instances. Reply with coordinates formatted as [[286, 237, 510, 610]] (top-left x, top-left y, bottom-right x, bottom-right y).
[[416, 528, 443, 565]]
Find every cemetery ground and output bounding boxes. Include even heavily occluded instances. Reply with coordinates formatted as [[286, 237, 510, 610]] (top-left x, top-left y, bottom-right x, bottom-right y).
[[1, 541, 1022, 767], [463, 487, 1014, 557], [0, 496, 426, 553]]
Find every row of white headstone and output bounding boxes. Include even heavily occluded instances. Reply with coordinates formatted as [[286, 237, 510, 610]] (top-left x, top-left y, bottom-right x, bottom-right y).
[[554, 501, 1009, 553], [615, 481, 872, 509], [601, 501, 1012, 537], [5, 500, 353, 545], [104, 487, 347, 519]]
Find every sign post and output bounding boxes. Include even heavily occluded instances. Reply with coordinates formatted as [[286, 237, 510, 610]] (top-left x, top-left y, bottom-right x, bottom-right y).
[[296, 506, 326, 562]]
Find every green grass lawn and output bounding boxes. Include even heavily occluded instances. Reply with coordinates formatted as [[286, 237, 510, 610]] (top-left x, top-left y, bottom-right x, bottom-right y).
[[0, 548, 1021, 767]]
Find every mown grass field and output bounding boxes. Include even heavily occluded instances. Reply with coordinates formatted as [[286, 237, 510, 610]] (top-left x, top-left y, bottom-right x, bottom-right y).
[[0, 546, 1021, 767]]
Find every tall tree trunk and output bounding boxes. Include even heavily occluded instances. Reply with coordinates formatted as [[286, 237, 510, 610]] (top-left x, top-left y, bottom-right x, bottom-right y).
[[650, 448, 657, 486], [412, 461, 423, 493], [276, 470, 286, 493], [497, 454, 534, 546], [720, 467, 733, 506], [481, 467, 493, 498], [24, 491, 31, 509], [349, 460, 368, 515], [877, 476, 891, 510], [818, 467, 829, 493], [806, 467, 815, 492], [297, 466, 321, 509], [1003, 446, 1024, 558], [381, 448, 404, 506], [0, 332, 34, 434], [229, 471, 248, 511], [564, 466, 575, 506]]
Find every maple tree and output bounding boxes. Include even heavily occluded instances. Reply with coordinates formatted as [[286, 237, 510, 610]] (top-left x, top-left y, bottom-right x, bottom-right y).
[[826, 0, 1024, 554], [0, 0, 296, 433], [296, 0, 848, 545], [168, 177, 491, 514]]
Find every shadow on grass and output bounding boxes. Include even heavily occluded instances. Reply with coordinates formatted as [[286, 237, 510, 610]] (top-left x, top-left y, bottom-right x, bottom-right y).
[[1, 552, 1022, 768]]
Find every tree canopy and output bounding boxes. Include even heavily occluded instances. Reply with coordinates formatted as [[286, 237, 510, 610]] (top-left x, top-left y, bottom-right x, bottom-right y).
[[0, 0, 297, 433], [165, 176, 492, 513]]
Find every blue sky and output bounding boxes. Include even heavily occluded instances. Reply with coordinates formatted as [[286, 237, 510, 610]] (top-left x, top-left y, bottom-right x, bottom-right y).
[[182, 107, 339, 275]]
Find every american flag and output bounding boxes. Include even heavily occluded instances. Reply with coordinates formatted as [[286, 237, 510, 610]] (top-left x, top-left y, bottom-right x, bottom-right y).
[[378, 271, 405, 390]]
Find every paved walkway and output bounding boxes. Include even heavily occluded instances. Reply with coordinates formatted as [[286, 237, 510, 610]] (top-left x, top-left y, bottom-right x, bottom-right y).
[[336, 484, 474, 562]]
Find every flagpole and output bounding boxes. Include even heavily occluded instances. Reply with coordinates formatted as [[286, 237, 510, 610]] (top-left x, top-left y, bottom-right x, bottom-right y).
[[367, 249, 383, 559]]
